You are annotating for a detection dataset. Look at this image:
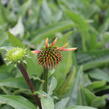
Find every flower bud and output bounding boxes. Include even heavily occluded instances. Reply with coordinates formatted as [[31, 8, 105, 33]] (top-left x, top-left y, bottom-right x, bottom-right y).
[[32, 38, 77, 69], [5, 47, 27, 63]]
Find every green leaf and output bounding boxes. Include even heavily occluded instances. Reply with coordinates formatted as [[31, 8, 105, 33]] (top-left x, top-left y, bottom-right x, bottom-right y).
[[40, 92, 54, 109], [55, 97, 69, 109], [48, 77, 57, 96], [77, 87, 106, 108], [89, 69, 109, 82], [0, 105, 13, 109], [0, 77, 28, 89], [31, 21, 74, 45], [82, 56, 109, 71], [66, 106, 97, 109], [91, 96, 106, 108], [9, 17, 24, 37], [65, 9, 91, 51], [26, 52, 43, 77], [87, 81, 106, 91], [41, 0, 53, 24], [67, 67, 83, 106], [19, 0, 32, 17], [56, 67, 76, 97], [41, 96, 54, 109], [0, 65, 13, 80], [77, 87, 96, 105], [0, 95, 36, 109], [7, 32, 25, 47]]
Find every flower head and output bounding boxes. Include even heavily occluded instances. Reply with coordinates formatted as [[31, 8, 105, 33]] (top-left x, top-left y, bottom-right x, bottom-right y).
[[32, 38, 77, 69]]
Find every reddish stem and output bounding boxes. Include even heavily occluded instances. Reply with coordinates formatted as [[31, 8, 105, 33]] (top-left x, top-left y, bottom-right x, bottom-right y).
[[17, 63, 42, 109]]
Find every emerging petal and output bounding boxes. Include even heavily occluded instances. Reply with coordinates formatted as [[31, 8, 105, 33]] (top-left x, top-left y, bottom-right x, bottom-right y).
[[50, 38, 57, 47], [58, 47, 77, 51], [45, 38, 49, 48], [32, 50, 41, 54]]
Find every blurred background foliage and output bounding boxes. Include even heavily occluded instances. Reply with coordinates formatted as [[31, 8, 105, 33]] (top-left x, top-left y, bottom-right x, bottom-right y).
[[0, 0, 109, 109]]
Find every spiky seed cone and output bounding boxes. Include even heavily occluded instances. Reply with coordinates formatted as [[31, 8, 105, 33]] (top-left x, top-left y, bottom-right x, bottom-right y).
[[37, 47, 62, 69]]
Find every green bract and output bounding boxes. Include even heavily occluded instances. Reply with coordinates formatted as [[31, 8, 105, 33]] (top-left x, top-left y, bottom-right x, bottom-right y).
[[5, 47, 27, 63]]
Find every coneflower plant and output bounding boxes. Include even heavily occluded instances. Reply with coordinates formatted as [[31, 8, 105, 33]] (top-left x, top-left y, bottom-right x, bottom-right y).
[[32, 38, 77, 92]]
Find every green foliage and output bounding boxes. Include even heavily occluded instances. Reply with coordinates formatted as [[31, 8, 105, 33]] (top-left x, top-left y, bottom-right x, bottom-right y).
[[0, 0, 109, 109], [0, 95, 36, 109], [66, 106, 97, 109], [7, 32, 25, 48]]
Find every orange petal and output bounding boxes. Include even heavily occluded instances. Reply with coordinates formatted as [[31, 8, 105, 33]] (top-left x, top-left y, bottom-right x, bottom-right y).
[[32, 50, 41, 54], [45, 38, 49, 48], [58, 47, 77, 51], [50, 38, 57, 47]]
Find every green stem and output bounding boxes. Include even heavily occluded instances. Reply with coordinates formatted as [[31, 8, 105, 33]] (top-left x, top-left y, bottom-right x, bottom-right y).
[[43, 68, 48, 92]]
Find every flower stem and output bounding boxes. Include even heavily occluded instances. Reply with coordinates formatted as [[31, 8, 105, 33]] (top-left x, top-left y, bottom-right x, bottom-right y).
[[43, 68, 48, 92], [17, 63, 42, 109]]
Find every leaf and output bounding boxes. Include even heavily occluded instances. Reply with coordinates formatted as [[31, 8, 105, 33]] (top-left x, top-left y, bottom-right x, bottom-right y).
[[0, 65, 13, 80], [9, 17, 24, 37], [0, 77, 28, 89], [91, 96, 106, 108], [41, 97, 54, 109], [0, 105, 13, 109], [82, 56, 109, 71], [0, 32, 7, 46], [48, 77, 57, 96], [31, 21, 74, 45], [67, 67, 83, 106], [77, 87, 106, 108], [41, 0, 53, 24], [40, 92, 54, 109], [87, 81, 106, 91], [7, 32, 25, 48], [65, 10, 89, 50], [55, 97, 70, 109], [0, 95, 36, 109], [77, 87, 96, 105], [65, 9, 92, 51], [56, 67, 76, 97], [19, 0, 32, 17], [66, 106, 97, 109], [89, 69, 109, 82], [26, 52, 43, 77]]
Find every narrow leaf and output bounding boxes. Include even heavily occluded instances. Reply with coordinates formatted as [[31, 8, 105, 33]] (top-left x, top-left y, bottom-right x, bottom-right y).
[[7, 32, 25, 47]]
